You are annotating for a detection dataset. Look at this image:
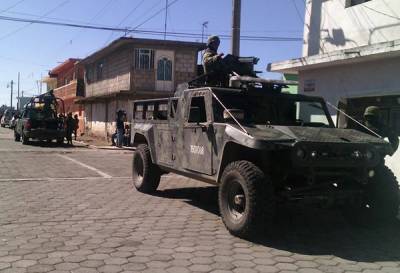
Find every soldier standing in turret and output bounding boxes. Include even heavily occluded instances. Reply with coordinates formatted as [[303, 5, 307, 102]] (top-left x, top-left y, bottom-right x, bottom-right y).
[[363, 106, 399, 155], [203, 35, 224, 75]]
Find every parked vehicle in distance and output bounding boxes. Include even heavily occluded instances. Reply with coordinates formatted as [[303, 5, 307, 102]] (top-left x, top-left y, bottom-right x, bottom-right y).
[[1, 109, 16, 128], [130, 56, 399, 238], [14, 91, 65, 145], [9, 112, 20, 129]]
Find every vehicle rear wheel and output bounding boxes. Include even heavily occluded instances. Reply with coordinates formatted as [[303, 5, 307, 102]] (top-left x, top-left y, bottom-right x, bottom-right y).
[[21, 132, 29, 145], [343, 165, 399, 226], [132, 144, 161, 193], [14, 130, 20, 142], [218, 161, 275, 238]]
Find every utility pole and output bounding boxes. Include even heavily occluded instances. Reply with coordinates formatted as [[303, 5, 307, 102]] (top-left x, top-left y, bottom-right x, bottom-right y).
[[201, 21, 209, 64], [17, 72, 20, 110], [231, 0, 241, 56], [164, 0, 168, 40], [40, 73, 43, 94], [8, 80, 14, 109]]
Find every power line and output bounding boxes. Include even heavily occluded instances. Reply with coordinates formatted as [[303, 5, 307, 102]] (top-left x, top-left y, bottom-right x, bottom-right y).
[[0, 0, 27, 14], [0, 14, 302, 42], [130, 0, 181, 31], [103, 0, 147, 45], [0, 0, 70, 41]]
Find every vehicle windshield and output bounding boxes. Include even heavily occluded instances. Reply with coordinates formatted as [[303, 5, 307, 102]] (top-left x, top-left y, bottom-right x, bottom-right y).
[[213, 92, 333, 127]]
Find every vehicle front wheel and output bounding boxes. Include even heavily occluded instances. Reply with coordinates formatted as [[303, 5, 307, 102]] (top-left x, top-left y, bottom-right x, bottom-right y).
[[343, 165, 399, 226], [132, 144, 161, 193], [21, 132, 29, 145], [14, 130, 20, 142], [218, 161, 275, 238]]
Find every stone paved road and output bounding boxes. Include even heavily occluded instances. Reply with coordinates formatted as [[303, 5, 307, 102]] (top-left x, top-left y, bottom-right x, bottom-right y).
[[0, 127, 400, 273]]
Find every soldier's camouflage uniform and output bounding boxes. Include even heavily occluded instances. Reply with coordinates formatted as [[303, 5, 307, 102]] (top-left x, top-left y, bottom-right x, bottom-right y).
[[203, 48, 222, 75], [363, 106, 399, 154]]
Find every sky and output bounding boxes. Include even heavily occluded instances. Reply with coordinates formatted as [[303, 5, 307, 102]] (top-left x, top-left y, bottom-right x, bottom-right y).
[[0, 0, 306, 107]]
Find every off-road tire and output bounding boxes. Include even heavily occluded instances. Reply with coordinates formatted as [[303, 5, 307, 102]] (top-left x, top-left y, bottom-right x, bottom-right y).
[[132, 144, 161, 193], [218, 161, 275, 238], [14, 130, 20, 142], [21, 131, 29, 145], [343, 164, 399, 226]]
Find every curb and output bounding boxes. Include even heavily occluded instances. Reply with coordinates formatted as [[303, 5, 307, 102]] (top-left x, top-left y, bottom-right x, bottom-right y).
[[72, 140, 135, 151]]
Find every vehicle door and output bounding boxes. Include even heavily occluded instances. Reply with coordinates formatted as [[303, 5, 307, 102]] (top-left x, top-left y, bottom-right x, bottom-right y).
[[153, 101, 173, 165], [182, 91, 214, 175]]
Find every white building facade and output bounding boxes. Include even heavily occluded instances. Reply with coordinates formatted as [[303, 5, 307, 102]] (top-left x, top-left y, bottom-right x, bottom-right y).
[[270, 0, 400, 177]]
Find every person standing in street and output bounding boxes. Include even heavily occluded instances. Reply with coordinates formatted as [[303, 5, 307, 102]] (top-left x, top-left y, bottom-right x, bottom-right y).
[[116, 110, 125, 148], [363, 106, 399, 155], [65, 112, 74, 146], [73, 114, 79, 141]]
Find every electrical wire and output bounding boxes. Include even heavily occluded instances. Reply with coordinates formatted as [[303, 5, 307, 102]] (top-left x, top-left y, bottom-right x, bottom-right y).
[[104, 0, 147, 46], [0, 0, 27, 14], [0, 15, 302, 42], [0, 0, 70, 41], [130, 0, 181, 31]]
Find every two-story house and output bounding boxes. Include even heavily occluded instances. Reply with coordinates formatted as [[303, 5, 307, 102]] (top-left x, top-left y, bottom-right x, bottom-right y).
[[269, 0, 400, 177], [78, 37, 205, 139], [43, 58, 85, 136]]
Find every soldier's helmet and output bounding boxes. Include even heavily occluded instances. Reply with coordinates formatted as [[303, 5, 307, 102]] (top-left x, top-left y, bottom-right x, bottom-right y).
[[207, 35, 220, 47], [364, 106, 380, 118]]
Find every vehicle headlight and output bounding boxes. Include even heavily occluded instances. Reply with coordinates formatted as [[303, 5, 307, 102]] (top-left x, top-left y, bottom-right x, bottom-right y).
[[365, 150, 374, 160], [310, 151, 317, 158], [351, 150, 362, 159], [296, 148, 306, 159]]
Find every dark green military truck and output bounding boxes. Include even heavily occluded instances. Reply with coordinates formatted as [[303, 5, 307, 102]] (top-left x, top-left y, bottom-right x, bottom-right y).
[[14, 91, 65, 145], [131, 66, 399, 238]]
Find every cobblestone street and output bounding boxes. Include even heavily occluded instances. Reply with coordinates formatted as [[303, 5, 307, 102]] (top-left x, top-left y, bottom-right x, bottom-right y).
[[0, 127, 400, 273]]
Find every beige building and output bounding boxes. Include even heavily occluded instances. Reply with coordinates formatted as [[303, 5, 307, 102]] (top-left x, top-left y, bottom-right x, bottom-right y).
[[78, 37, 205, 139], [269, 0, 400, 177]]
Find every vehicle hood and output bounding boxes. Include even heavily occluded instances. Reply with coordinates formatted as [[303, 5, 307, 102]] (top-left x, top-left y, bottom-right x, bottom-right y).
[[247, 125, 387, 145]]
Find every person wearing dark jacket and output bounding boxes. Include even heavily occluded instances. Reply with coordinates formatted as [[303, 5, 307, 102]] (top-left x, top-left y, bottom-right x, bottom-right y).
[[65, 112, 74, 145], [116, 110, 125, 148]]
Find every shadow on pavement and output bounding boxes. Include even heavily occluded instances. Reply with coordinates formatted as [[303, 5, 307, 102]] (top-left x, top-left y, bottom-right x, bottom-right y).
[[22, 140, 86, 149], [155, 186, 400, 263]]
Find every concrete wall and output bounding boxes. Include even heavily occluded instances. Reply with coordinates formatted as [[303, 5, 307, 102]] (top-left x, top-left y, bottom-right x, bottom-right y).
[[299, 57, 400, 178], [89, 102, 107, 138], [298, 56, 400, 111], [303, 0, 400, 56]]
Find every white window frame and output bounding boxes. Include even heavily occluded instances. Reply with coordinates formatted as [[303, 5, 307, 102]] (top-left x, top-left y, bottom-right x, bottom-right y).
[[135, 48, 155, 70]]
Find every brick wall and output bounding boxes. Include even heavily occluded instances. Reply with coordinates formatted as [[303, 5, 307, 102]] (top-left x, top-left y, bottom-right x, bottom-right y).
[[85, 47, 132, 97], [132, 70, 155, 91], [175, 50, 197, 86]]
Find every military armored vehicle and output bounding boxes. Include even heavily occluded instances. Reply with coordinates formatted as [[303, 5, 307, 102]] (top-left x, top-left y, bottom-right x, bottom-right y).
[[14, 91, 65, 145], [131, 55, 399, 237]]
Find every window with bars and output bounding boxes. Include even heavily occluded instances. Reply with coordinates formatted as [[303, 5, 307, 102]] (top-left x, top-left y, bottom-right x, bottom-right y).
[[345, 0, 371, 8], [157, 57, 172, 81], [96, 61, 104, 80], [134, 49, 154, 70]]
